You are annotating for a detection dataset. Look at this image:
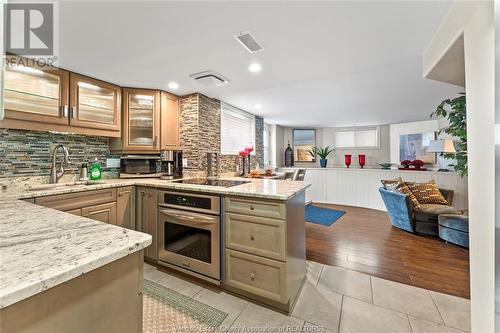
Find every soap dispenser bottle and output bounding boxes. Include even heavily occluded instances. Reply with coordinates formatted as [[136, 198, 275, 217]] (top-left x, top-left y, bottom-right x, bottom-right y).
[[89, 158, 102, 181]]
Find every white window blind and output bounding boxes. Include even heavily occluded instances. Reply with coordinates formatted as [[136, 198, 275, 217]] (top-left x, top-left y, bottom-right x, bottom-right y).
[[334, 127, 379, 148], [221, 103, 255, 155]]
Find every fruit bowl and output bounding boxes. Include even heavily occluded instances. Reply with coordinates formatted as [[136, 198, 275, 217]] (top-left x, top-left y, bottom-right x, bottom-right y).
[[378, 163, 396, 170]]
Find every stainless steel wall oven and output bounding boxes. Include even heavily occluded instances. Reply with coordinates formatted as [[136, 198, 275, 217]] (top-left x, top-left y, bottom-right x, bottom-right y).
[[157, 191, 221, 281]]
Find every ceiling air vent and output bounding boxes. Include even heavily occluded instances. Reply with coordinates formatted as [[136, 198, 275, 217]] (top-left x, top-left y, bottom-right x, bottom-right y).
[[189, 71, 229, 87], [234, 31, 263, 53]]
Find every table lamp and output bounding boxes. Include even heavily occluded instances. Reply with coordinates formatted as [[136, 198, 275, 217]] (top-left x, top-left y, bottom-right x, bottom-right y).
[[427, 139, 456, 172]]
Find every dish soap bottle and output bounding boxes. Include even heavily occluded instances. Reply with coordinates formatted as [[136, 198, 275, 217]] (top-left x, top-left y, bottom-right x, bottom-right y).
[[89, 158, 102, 181]]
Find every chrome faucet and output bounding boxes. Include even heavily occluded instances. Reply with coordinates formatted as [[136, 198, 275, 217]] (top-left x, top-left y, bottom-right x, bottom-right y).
[[50, 144, 71, 183]]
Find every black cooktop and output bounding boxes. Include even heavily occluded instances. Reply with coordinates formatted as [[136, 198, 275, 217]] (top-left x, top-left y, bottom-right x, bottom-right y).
[[173, 178, 250, 188]]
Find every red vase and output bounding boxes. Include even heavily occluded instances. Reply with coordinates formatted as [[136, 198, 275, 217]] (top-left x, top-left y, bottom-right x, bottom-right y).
[[344, 154, 352, 168], [358, 154, 366, 168]]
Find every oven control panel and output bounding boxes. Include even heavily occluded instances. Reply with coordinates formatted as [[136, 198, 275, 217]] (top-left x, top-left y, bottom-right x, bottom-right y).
[[158, 191, 220, 215]]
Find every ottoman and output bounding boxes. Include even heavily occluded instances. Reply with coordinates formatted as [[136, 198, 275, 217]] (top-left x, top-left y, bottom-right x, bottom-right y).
[[438, 211, 469, 248]]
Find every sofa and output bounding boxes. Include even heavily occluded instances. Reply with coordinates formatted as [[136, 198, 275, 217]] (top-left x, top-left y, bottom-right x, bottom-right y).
[[379, 187, 462, 236]]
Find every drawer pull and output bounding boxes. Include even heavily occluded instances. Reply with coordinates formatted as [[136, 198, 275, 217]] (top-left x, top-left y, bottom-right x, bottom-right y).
[[182, 262, 190, 268], [250, 272, 255, 281], [250, 234, 255, 241], [250, 205, 255, 210]]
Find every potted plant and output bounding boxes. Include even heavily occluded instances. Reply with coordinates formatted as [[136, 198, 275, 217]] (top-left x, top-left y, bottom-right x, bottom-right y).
[[308, 146, 335, 168], [430, 94, 467, 176]]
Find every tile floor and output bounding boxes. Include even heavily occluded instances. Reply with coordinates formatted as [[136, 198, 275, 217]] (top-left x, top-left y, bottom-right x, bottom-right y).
[[143, 261, 471, 333]]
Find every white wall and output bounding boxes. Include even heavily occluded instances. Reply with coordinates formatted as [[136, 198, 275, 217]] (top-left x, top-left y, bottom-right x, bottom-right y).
[[423, 1, 496, 331]]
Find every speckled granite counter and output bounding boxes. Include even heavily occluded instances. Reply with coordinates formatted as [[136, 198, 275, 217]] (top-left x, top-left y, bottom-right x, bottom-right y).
[[0, 200, 152, 309], [1, 178, 310, 201]]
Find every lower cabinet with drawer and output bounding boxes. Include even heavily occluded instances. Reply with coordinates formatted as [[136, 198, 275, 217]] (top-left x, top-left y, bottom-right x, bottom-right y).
[[34, 186, 134, 229], [223, 193, 306, 313]]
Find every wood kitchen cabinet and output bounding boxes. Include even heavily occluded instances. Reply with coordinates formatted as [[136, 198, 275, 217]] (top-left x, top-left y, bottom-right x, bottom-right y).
[[3, 62, 69, 126], [160, 91, 180, 149], [136, 187, 158, 261], [69, 73, 121, 132], [82, 202, 117, 224], [116, 186, 136, 229], [1, 58, 121, 137], [112, 88, 161, 152]]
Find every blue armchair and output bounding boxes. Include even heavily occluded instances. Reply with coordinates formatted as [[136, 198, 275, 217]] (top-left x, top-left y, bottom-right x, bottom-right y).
[[379, 187, 462, 236], [378, 188, 414, 232]]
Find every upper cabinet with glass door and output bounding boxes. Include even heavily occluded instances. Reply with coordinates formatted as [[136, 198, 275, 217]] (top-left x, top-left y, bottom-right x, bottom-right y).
[[122, 88, 161, 151], [3, 63, 69, 125], [69, 73, 121, 132]]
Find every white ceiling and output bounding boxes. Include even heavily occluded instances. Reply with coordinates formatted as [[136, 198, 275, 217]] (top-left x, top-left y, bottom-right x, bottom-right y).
[[56, 1, 460, 127]]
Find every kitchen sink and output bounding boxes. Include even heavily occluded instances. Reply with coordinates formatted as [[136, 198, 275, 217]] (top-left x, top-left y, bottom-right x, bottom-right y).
[[27, 181, 104, 191]]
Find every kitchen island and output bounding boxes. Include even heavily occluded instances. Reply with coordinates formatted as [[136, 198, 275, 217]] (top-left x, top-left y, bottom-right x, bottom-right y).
[[0, 200, 151, 333], [0, 177, 310, 319]]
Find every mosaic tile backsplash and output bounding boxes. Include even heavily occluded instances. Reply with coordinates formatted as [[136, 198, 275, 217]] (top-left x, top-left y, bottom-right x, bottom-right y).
[[0, 128, 120, 178]]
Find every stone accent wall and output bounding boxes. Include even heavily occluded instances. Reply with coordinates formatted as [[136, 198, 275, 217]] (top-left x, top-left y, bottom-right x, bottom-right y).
[[179, 93, 264, 176], [0, 128, 120, 178], [179, 94, 200, 170]]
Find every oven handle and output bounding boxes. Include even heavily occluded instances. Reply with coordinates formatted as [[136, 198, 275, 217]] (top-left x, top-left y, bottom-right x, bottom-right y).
[[159, 208, 219, 224]]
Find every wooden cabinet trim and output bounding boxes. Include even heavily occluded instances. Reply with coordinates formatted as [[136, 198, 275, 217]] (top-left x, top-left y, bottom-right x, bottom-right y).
[[225, 197, 286, 220], [160, 91, 180, 150], [225, 249, 287, 304], [35, 188, 116, 211], [121, 88, 161, 151], [3, 66, 70, 126], [225, 213, 286, 261], [69, 73, 121, 132], [82, 202, 117, 224]]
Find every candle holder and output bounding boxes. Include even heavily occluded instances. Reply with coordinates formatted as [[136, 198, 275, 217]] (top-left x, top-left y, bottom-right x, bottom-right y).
[[358, 154, 366, 168], [344, 154, 352, 168]]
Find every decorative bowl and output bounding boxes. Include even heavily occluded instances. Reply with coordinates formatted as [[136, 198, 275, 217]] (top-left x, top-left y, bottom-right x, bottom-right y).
[[378, 163, 396, 170]]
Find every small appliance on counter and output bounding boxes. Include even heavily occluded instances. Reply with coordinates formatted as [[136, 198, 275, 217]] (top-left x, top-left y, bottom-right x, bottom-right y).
[[120, 154, 162, 178], [160, 150, 183, 180], [119, 151, 183, 179]]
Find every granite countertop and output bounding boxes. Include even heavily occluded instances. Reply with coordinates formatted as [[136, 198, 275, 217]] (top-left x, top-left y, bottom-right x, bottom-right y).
[[1, 178, 311, 201], [0, 200, 152, 309]]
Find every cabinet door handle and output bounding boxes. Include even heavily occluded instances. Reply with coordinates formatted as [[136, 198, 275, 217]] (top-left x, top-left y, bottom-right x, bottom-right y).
[[249, 205, 255, 211], [250, 234, 255, 241], [62, 105, 69, 118], [71, 106, 77, 119], [250, 272, 255, 281], [153, 136, 158, 146], [118, 193, 123, 197]]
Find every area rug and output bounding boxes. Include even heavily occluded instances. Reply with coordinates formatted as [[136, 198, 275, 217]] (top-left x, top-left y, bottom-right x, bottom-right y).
[[143, 279, 227, 333], [305, 205, 345, 226]]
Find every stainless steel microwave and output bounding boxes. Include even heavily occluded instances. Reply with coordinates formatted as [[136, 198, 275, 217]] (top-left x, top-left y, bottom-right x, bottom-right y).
[[120, 155, 162, 178]]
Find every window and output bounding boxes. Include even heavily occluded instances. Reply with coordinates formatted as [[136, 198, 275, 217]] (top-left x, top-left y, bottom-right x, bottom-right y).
[[334, 127, 379, 148], [220, 103, 255, 155], [293, 129, 316, 162]]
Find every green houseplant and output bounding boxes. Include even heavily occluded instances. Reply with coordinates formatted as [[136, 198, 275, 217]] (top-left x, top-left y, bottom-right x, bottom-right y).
[[308, 146, 335, 168], [430, 94, 467, 176]]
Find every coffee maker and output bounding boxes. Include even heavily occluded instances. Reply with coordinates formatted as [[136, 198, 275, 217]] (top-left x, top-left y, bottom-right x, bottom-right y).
[[160, 150, 183, 179]]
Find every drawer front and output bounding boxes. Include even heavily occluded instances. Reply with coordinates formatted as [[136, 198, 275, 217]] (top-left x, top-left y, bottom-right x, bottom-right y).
[[35, 188, 117, 211], [225, 197, 286, 220], [225, 249, 287, 303], [225, 213, 286, 261]]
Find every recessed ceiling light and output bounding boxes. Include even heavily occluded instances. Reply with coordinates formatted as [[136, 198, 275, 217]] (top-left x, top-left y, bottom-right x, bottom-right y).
[[248, 63, 262, 73], [168, 82, 179, 89], [255, 104, 262, 109]]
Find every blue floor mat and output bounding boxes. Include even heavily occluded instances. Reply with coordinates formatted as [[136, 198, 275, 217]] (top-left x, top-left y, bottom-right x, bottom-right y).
[[305, 205, 346, 226]]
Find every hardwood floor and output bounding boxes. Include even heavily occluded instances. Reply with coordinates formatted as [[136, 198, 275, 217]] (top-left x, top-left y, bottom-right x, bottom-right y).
[[306, 203, 470, 299]]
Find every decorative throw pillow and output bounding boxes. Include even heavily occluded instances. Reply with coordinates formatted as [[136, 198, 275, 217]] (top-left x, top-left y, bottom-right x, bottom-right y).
[[395, 182, 421, 209], [381, 177, 403, 190], [407, 180, 448, 205]]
